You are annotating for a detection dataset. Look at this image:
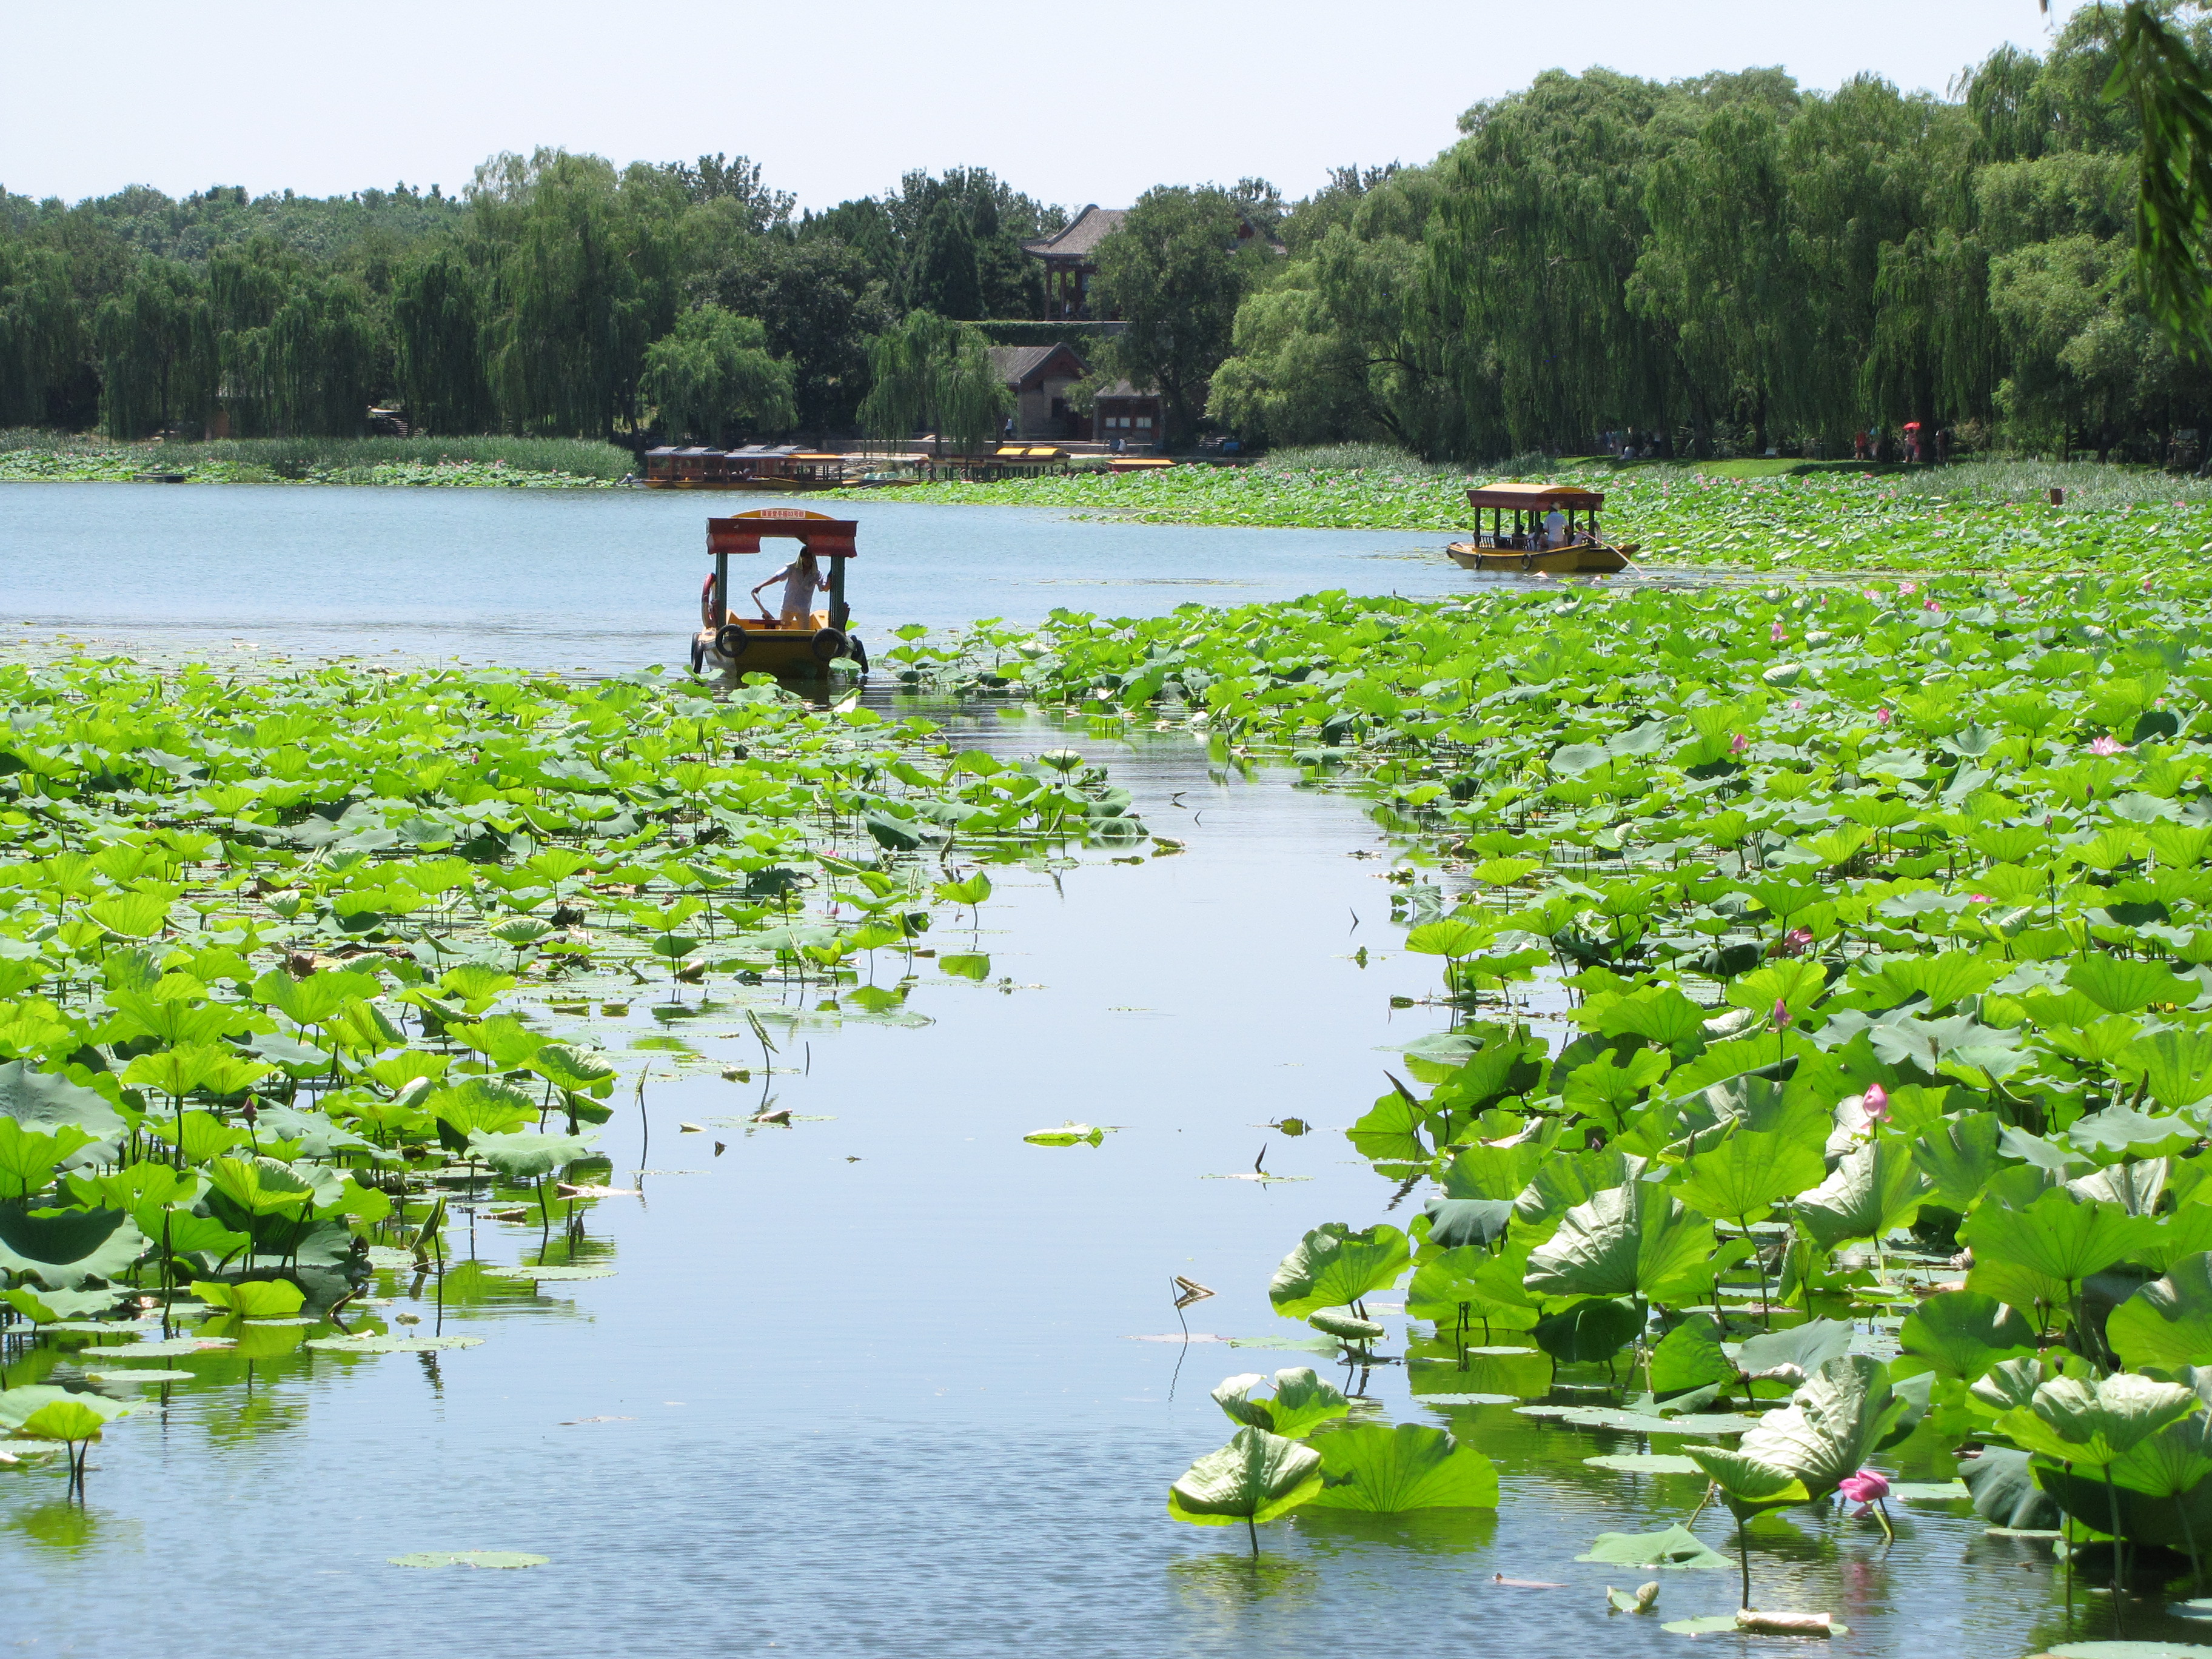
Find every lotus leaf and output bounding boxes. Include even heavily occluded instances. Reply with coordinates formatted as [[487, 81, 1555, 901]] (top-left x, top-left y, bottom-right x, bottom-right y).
[[188, 1278, 305, 1318], [1267, 1222, 1410, 1318], [0, 1202, 146, 1290], [1892, 1292, 2037, 1384], [2111, 1255, 2212, 1372], [1648, 1315, 1734, 1399], [16, 1398, 129, 1443], [1210, 1369, 1351, 1439], [1302, 1421, 1498, 1512], [1962, 1189, 2156, 1307], [1708, 1355, 1905, 1498], [464, 1131, 597, 1181], [0, 1063, 122, 1137], [1166, 1427, 1324, 1526], [1791, 1140, 1926, 1250], [1735, 1318, 1855, 1384], [1675, 1130, 1826, 1228], [1531, 1296, 1644, 1363], [1415, 1198, 1514, 1250], [1575, 1524, 1732, 1570], [1524, 1182, 1715, 1302], [2000, 1373, 2200, 1467]]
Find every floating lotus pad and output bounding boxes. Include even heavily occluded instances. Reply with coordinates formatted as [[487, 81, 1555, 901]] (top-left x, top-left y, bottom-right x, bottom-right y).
[[387, 1551, 549, 1569], [484, 1266, 616, 1281], [306, 1334, 484, 1354], [1585, 1453, 1706, 1475], [83, 1369, 195, 1382]]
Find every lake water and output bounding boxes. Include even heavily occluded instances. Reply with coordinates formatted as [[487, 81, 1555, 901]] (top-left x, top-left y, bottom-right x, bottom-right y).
[[1, 481, 1461, 670], [0, 486, 2130, 1657]]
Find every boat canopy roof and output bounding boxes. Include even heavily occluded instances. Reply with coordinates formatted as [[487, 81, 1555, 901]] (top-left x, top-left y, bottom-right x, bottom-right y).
[[1466, 481, 1605, 511], [708, 508, 859, 558]]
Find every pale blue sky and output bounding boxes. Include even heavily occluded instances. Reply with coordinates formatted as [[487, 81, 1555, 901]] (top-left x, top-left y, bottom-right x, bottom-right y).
[[3, 0, 2097, 211]]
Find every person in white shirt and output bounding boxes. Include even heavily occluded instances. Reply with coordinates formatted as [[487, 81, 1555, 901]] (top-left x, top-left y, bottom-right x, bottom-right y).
[[751, 551, 830, 627], [1542, 508, 1567, 548]]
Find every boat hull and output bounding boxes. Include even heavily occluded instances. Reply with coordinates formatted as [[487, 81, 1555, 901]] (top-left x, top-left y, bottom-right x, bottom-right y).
[[1446, 541, 1631, 574], [692, 623, 860, 680]]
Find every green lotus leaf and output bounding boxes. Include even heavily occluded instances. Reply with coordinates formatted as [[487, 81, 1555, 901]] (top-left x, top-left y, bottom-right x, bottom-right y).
[[1575, 1523, 1732, 1570], [1524, 1182, 1715, 1302], [2066, 955, 2200, 1017], [188, 1278, 305, 1318], [1308, 1310, 1384, 1342], [2068, 1105, 2199, 1162], [1586, 1453, 1704, 1474], [1962, 1188, 2157, 1301], [2111, 1255, 2212, 1373], [304, 1333, 485, 1354], [1736, 1317, 1855, 1383], [2000, 1373, 2200, 1467], [204, 1156, 317, 1216], [1791, 1139, 1926, 1250], [0, 1062, 123, 1138], [463, 1131, 598, 1181], [1267, 1222, 1410, 1318], [1166, 1427, 1324, 1526], [1648, 1315, 1734, 1399], [1, 1286, 121, 1324], [1417, 1198, 1515, 1248], [1530, 1295, 1645, 1363], [1726, 1354, 1906, 1497], [429, 1079, 537, 1143], [0, 1202, 146, 1290], [2115, 1030, 2212, 1113], [1957, 1447, 2062, 1530], [1911, 1111, 2006, 1212], [1210, 1368, 1351, 1439], [1893, 1292, 2037, 1384], [16, 1398, 130, 1443], [1675, 1130, 1826, 1227], [0, 1386, 76, 1429], [1302, 1421, 1499, 1512]]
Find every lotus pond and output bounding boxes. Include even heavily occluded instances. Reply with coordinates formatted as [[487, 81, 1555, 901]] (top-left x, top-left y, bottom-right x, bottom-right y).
[[11, 489, 2212, 1657]]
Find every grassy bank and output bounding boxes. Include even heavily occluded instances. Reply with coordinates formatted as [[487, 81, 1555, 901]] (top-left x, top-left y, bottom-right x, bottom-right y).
[[0, 432, 632, 488], [826, 446, 2212, 572]]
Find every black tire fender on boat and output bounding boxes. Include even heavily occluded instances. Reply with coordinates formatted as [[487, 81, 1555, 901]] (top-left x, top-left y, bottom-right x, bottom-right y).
[[810, 627, 849, 663], [714, 623, 749, 660], [689, 635, 706, 674], [848, 634, 869, 672]]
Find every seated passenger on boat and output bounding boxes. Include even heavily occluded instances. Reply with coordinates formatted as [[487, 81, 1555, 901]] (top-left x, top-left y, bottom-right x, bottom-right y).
[[752, 551, 830, 626]]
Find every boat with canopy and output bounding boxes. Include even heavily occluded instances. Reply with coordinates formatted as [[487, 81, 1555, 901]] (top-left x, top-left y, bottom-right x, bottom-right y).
[[1447, 481, 1637, 574]]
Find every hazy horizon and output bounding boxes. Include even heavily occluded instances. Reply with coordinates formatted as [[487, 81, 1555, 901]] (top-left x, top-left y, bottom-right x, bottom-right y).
[[6, 0, 2095, 214]]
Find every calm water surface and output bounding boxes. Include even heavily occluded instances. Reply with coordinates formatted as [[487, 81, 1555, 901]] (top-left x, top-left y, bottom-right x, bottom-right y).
[[0, 490, 2113, 1656], [1, 481, 1463, 668]]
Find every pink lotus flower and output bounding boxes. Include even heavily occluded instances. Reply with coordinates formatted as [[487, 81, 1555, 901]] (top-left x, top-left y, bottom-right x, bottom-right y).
[[1838, 1468, 1890, 1515], [1770, 620, 1788, 644], [1773, 998, 1793, 1030], [1785, 927, 1815, 954], [1730, 733, 1749, 754], [2089, 736, 2125, 757], [1923, 597, 1943, 612], [1969, 894, 1992, 904], [1790, 699, 1805, 710], [1862, 1084, 1890, 1126], [1898, 581, 1919, 596], [1874, 708, 1893, 726]]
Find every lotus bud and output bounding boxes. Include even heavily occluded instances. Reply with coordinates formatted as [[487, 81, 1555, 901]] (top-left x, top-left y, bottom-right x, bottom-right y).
[[1862, 1083, 1890, 1125], [1730, 733, 1749, 754], [1874, 707, 1892, 725], [1772, 998, 1792, 1030]]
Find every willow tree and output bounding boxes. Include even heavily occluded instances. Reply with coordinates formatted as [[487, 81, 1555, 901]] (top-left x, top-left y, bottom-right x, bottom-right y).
[[0, 239, 79, 427], [392, 244, 492, 434], [642, 305, 795, 444], [471, 149, 682, 440], [857, 310, 1009, 455], [1426, 69, 1673, 454], [92, 259, 212, 439]]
